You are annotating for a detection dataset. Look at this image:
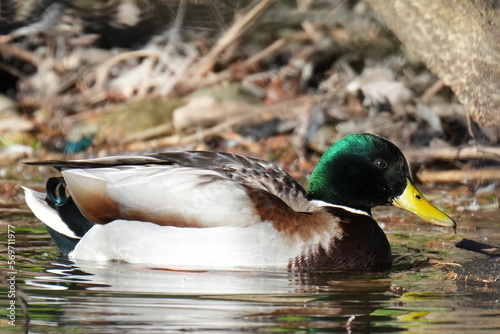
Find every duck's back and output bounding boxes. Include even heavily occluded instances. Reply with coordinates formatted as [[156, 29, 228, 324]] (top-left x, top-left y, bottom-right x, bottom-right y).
[[28, 151, 311, 228]]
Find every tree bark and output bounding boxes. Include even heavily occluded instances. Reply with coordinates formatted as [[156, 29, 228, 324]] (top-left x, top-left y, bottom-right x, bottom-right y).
[[366, 0, 500, 128]]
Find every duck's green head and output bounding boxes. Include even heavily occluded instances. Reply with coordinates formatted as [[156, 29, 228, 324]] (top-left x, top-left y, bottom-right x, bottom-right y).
[[307, 133, 456, 229]]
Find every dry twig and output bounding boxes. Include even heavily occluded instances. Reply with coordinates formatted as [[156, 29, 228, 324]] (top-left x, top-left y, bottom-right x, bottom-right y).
[[194, 0, 276, 76], [94, 50, 164, 91]]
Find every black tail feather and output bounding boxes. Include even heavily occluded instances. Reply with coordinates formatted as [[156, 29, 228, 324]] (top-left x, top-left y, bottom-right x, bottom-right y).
[[45, 225, 80, 256], [44, 177, 95, 254]]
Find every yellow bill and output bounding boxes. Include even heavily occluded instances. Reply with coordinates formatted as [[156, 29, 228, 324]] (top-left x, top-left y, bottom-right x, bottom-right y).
[[392, 178, 456, 232]]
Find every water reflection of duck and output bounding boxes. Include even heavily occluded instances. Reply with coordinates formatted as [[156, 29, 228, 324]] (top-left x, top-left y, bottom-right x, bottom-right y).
[[24, 133, 456, 271], [26, 262, 394, 333]]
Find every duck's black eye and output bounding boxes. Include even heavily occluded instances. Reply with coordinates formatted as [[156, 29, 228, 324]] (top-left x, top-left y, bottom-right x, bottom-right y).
[[374, 158, 387, 169]]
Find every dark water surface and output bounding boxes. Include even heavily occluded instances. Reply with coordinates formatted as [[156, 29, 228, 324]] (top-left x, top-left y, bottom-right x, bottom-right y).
[[1, 186, 499, 333]]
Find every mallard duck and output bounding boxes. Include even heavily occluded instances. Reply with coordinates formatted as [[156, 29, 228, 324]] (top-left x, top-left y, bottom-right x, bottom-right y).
[[23, 133, 456, 271]]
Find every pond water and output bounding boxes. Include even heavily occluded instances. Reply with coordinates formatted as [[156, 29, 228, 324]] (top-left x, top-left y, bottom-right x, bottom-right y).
[[1, 185, 499, 333]]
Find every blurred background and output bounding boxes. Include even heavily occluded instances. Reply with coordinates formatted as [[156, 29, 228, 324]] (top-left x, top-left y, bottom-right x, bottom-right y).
[[0, 2, 499, 333]]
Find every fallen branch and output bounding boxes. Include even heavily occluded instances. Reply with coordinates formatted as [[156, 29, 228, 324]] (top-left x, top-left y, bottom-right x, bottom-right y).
[[417, 168, 500, 183], [126, 94, 324, 150], [404, 146, 500, 164], [175, 93, 321, 146]]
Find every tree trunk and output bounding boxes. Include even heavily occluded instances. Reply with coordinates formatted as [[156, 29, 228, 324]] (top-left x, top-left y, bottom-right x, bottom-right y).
[[366, 0, 500, 129]]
